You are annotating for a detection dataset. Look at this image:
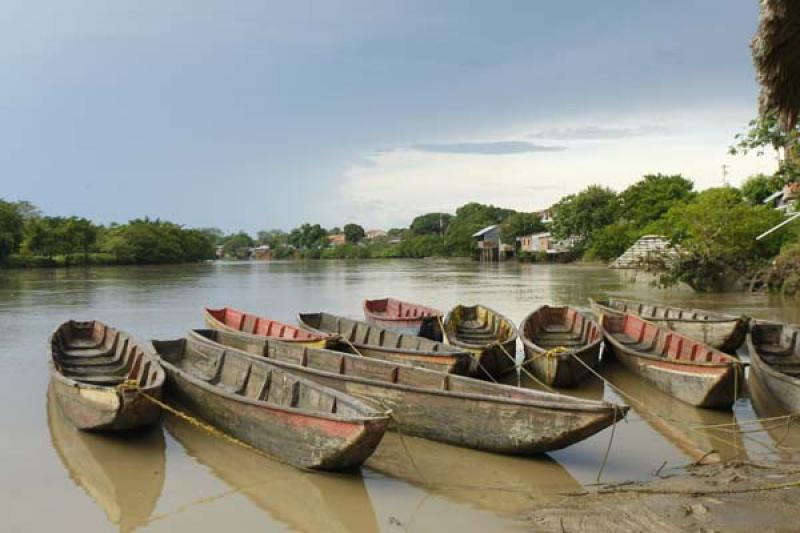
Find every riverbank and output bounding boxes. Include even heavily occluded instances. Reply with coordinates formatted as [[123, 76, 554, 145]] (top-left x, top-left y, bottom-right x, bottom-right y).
[[523, 461, 800, 532]]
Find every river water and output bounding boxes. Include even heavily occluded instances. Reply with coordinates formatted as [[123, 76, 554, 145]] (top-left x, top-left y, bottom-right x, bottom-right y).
[[2, 259, 799, 532]]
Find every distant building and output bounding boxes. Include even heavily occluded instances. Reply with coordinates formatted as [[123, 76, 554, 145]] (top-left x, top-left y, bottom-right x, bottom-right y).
[[365, 229, 387, 240], [534, 208, 554, 224], [250, 244, 272, 260], [517, 231, 573, 260], [215, 245, 224, 259], [764, 182, 799, 215], [609, 235, 676, 269], [473, 224, 513, 261], [327, 233, 346, 246]]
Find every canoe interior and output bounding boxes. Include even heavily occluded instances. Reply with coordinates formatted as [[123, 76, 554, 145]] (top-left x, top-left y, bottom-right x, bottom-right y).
[[299, 312, 461, 355], [523, 306, 601, 350], [364, 298, 441, 320], [206, 307, 327, 342], [51, 321, 163, 388], [445, 305, 517, 347], [750, 323, 800, 378], [597, 298, 737, 322], [602, 314, 735, 366], [153, 337, 369, 418], [193, 328, 611, 411]]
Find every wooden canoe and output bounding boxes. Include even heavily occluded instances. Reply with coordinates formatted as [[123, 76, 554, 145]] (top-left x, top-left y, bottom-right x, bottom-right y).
[[589, 298, 748, 353], [298, 312, 471, 375], [363, 297, 443, 341], [443, 304, 519, 379], [48, 320, 165, 431], [520, 305, 603, 387], [191, 327, 629, 455], [599, 312, 743, 409], [47, 385, 165, 532], [204, 307, 336, 348], [747, 321, 800, 414], [151, 336, 388, 470]]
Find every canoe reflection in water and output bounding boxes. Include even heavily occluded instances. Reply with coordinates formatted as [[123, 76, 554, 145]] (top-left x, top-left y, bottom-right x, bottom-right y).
[[165, 413, 380, 533], [367, 432, 581, 515], [46, 385, 165, 533], [748, 372, 800, 462]]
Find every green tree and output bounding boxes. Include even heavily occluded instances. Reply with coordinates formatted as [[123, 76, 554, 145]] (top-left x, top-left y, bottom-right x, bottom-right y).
[[499, 212, 545, 242], [0, 200, 25, 262], [740, 173, 784, 205], [101, 218, 213, 264], [409, 213, 452, 236], [646, 188, 785, 291], [222, 231, 255, 259], [550, 185, 619, 251], [585, 220, 641, 261], [288, 224, 328, 249], [619, 174, 695, 227], [198, 227, 225, 245], [343, 223, 366, 243]]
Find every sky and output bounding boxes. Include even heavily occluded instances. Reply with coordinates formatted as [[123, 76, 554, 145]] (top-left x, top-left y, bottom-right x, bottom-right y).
[[0, 1, 779, 231]]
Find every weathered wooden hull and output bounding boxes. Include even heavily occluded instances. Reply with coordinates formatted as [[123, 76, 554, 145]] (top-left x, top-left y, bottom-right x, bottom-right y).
[[299, 312, 471, 375], [521, 306, 603, 388], [599, 313, 742, 409], [191, 328, 628, 455], [162, 368, 386, 470], [590, 298, 748, 353], [363, 298, 444, 341], [49, 320, 164, 431], [443, 304, 520, 380], [747, 322, 800, 414], [47, 386, 166, 531], [204, 307, 335, 348]]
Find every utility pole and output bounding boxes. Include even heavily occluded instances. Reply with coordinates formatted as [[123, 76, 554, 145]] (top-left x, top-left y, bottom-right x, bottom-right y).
[[721, 164, 729, 186]]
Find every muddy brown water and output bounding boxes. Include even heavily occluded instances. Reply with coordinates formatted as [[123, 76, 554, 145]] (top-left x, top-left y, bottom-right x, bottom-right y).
[[2, 259, 799, 531]]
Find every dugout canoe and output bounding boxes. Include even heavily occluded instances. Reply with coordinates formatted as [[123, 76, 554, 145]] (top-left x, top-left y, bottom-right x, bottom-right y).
[[47, 385, 166, 532], [151, 336, 388, 471], [48, 320, 165, 431], [599, 312, 743, 409], [589, 298, 748, 353], [747, 321, 800, 414], [443, 304, 519, 379], [363, 297, 443, 340], [191, 327, 628, 455], [205, 307, 336, 349], [298, 312, 471, 374], [520, 305, 603, 388]]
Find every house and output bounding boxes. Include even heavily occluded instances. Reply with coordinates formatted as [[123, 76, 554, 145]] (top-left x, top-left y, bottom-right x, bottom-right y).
[[327, 233, 346, 246], [516, 231, 573, 260], [250, 244, 272, 260], [534, 208, 554, 224], [365, 229, 387, 240], [764, 182, 799, 215], [473, 224, 513, 261]]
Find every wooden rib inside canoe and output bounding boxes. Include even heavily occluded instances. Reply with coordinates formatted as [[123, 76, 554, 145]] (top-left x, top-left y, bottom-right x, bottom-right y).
[[191, 327, 628, 455], [589, 297, 748, 353], [204, 307, 335, 347], [363, 297, 444, 340], [600, 312, 742, 409], [298, 312, 471, 374], [49, 320, 165, 431], [521, 305, 602, 387], [152, 336, 389, 470], [747, 321, 800, 414], [443, 304, 519, 379]]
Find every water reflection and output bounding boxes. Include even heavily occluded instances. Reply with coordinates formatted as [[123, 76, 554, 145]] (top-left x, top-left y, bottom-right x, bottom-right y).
[[165, 414, 380, 533], [748, 373, 800, 461], [47, 386, 165, 532], [602, 361, 747, 464], [366, 433, 581, 515]]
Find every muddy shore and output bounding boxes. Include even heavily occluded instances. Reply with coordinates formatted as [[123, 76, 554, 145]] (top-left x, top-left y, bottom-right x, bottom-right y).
[[523, 461, 800, 532]]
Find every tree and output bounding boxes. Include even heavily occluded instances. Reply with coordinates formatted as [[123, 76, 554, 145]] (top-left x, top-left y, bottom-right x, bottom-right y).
[[221, 231, 255, 259], [343, 223, 366, 243], [585, 220, 641, 261], [197, 227, 225, 245], [499, 212, 545, 242], [550, 185, 619, 250], [646, 188, 786, 291], [619, 174, 695, 227], [288, 223, 328, 249], [0, 200, 24, 262], [101, 218, 214, 264], [444, 202, 514, 256], [740, 173, 784, 204], [409, 213, 452, 236]]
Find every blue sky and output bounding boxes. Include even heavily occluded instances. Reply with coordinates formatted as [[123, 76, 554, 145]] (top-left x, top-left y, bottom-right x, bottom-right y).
[[0, 1, 776, 231]]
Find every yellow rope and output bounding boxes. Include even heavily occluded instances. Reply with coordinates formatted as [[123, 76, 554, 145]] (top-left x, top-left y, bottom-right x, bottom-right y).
[[116, 380, 296, 468]]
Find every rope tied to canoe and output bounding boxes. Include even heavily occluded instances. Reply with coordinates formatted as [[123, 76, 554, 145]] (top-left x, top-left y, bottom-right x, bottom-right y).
[[492, 339, 556, 392], [436, 314, 502, 384], [116, 380, 300, 469]]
